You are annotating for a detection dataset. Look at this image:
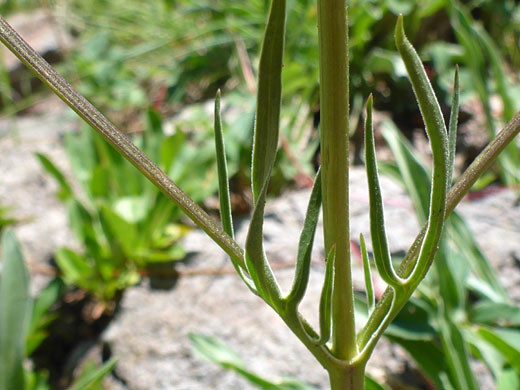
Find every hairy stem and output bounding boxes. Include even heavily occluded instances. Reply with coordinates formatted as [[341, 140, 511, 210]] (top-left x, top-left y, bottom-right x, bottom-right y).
[[0, 15, 246, 270], [317, 0, 357, 362]]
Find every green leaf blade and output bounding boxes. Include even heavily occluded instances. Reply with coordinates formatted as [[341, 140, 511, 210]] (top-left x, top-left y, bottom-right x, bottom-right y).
[[285, 169, 321, 306], [214, 90, 234, 239], [251, 0, 286, 202], [0, 230, 31, 390], [394, 15, 449, 284], [364, 95, 402, 288], [316, 246, 335, 346], [245, 0, 287, 307]]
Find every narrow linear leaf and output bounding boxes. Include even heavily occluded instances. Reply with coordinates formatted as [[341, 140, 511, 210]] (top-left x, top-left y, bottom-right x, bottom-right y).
[[316, 246, 335, 346], [448, 66, 460, 187], [360, 234, 375, 315], [364, 94, 402, 288], [438, 314, 479, 389], [245, 178, 282, 306], [395, 15, 449, 283], [285, 169, 322, 306], [214, 90, 256, 293], [214, 90, 234, 238], [69, 358, 117, 390], [35, 152, 73, 201], [0, 230, 31, 390], [245, 0, 286, 307], [251, 0, 286, 201], [478, 327, 520, 373]]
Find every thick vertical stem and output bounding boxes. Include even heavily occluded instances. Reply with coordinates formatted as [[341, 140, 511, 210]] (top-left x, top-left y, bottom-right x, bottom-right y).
[[317, 0, 357, 361], [329, 363, 366, 390]]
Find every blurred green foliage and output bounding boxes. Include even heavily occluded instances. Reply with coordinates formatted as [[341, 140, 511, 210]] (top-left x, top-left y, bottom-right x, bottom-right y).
[[37, 110, 225, 302], [0, 230, 115, 390], [189, 333, 389, 390], [0, 205, 16, 233]]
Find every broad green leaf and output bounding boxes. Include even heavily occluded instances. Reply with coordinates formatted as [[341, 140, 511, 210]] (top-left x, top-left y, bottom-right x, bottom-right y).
[[285, 169, 321, 305], [189, 333, 315, 390], [0, 230, 31, 390], [433, 239, 469, 311], [137, 245, 185, 263], [35, 153, 73, 201], [143, 109, 163, 163], [438, 314, 479, 389], [465, 328, 505, 380], [99, 204, 139, 257], [69, 358, 117, 390], [365, 95, 402, 287], [190, 333, 245, 368], [470, 301, 520, 327], [498, 367, 520, 390], [160, 131, 186, 172], [112, 196, 149, 223], [478, 327, 520, 373], [386, 298, 436, 341], [55, 248, 92, 285], [64, 129, 96, 185], [385, 336, 447, 389]]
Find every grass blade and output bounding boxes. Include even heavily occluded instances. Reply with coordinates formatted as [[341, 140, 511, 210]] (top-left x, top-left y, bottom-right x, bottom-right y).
[[438, 314, 479, 389], [285, 169, 322, 306], [35, 153, 73, 201], [0, 230, 31, 390], [360, 234, 375, 316], [69, 359, 117, 390], [364, 94, 403, 288]]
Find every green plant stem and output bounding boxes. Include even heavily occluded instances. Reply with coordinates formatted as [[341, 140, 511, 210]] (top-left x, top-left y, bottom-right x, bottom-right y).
[[328, 363, 366, 390], [317, 0, 357, 363], [0, 15, 246, 271], [357, 110, 520, 351]]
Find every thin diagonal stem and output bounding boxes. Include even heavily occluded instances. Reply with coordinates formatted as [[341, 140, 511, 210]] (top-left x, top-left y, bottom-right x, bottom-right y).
[[0, 15, 245, 270]]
